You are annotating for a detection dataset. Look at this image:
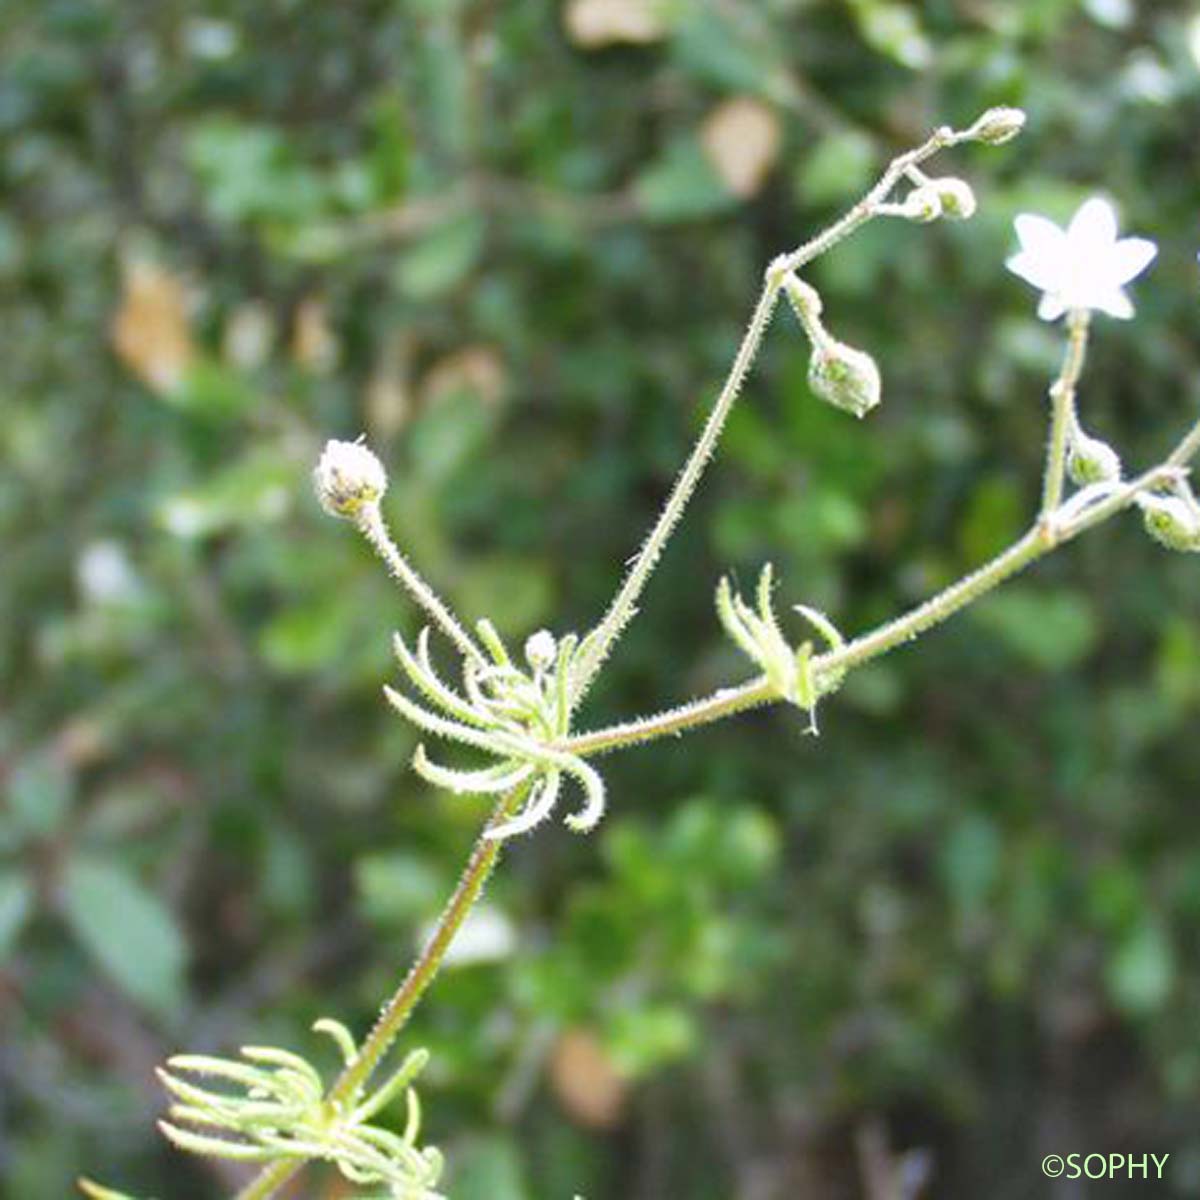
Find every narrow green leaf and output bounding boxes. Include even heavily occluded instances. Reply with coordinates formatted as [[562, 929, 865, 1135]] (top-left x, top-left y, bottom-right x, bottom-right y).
[[79, 1178, 155, 1200], [9, 751, 73, 839]]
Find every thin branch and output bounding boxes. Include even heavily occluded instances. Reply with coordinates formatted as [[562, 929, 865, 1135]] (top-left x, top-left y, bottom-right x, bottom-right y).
[[234, 1159, 301, 1200], [570, 274, 784, 700], [563, 428, 1200, 759], [235, 784, 528, 1200], [566, 676, 774, 757], [355, 502, 485, 667], [1166, 415, 1200, 468], [1040, 309, 1091, 517], [331, 784, 527, 1101]]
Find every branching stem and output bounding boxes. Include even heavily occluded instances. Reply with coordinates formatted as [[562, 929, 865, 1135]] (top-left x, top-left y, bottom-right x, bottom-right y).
[[572, 120, 980, 701], [564, 415, 1200, 759]]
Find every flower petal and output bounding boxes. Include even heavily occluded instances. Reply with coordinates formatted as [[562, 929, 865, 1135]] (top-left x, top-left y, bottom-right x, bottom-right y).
[[1014, 213, 1066, 260], [1037, 292, 1066, 321], [1108, 236, 1157, 285], [1067, 197, 1118, 249], [1091, 286, 1134, 320], [1006, 249, 1060, 291]]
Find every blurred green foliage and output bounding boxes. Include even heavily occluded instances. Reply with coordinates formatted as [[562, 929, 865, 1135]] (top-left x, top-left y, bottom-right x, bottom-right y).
[[4, 1, 1200, 1197]]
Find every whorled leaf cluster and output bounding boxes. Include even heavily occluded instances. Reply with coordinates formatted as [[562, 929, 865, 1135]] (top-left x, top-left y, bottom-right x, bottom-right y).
[[385, 620, 607, 840], [157, 1020, 443, 1199]]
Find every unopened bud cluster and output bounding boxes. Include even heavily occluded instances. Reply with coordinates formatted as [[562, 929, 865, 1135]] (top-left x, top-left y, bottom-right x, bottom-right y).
[[904, 177, 976, 223]]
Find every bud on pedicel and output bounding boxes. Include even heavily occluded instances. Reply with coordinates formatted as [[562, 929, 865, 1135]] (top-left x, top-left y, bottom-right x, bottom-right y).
[[1067, 433, 1122, 487], [931, 177, 977, 220], [524, 629, 557, 672], [1138, 493, 1200, 553], [314, 438, 388, 518], [904, 185, 943, 223], [808, 339, 881, 419], [783, 274, 823, 319], [968, 106, 1026, 146]]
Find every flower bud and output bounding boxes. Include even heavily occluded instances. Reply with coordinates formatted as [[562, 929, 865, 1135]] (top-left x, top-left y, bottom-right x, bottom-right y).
[[1138, 493, 1200, 553], [1067, 433, 1122, 487], [808, 339, 881, 419], [904, 185, 942, 223], [931, 177, 977, 220], [968, 106, 1026, 146], [313, 438, 388, 519], [524, 629, 557, 671]]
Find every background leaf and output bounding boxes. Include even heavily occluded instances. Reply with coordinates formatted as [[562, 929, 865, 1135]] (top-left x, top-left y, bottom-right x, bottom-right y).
[[62, 858, 186, 1018], [0, 869, 34, 960]]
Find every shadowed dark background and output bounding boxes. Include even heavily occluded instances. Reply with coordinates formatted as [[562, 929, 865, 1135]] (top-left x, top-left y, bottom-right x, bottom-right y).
[[4, 1, 1200, 1197]]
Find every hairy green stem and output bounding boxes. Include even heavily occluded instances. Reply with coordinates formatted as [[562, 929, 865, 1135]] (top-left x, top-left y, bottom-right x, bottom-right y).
[[236, 784, 527, 1200], [565, 528, 1043, 757], [562, 446, 1190, 759], [356, 502, 485, 667], [234, 1160, 301, 1200], [1166, 417, 1200, 469], [563, 309, 1151, 759], [816, 527, 1044, 676], [567, 676, 774, 757], [332, 784, 525, 1100], [1041, 309, 1091, 516], [571, 274, 783, 699]]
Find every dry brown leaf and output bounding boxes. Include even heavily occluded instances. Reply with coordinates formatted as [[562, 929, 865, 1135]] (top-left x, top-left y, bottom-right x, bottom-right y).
[[222, 301, 275, 370], [549, 1027, 628, 1130], [55, 717, 109, 770], [420, 345, 508, 409], [111, 259, 195, 395], [292, 296, 339, 373], [366, 336, 414, 439], [564, 0, 667, 48], [701, 96, 783, 199]]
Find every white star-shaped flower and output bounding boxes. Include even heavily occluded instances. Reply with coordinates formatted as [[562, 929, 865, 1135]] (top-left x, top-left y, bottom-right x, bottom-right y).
[[1006, 196, 1156, 321]]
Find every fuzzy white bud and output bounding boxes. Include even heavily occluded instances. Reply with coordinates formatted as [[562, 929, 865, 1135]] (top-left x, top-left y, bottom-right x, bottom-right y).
[[904, 185, 943, 223], [1138, 493, 1200, 553], [1067, 433, 1122, 487], [969, 106, 1027, 146], [808, 339, 882, 419], [524, 629, 557, 671], [931, 177, 977, 220], [313, 438, 388, 519]]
